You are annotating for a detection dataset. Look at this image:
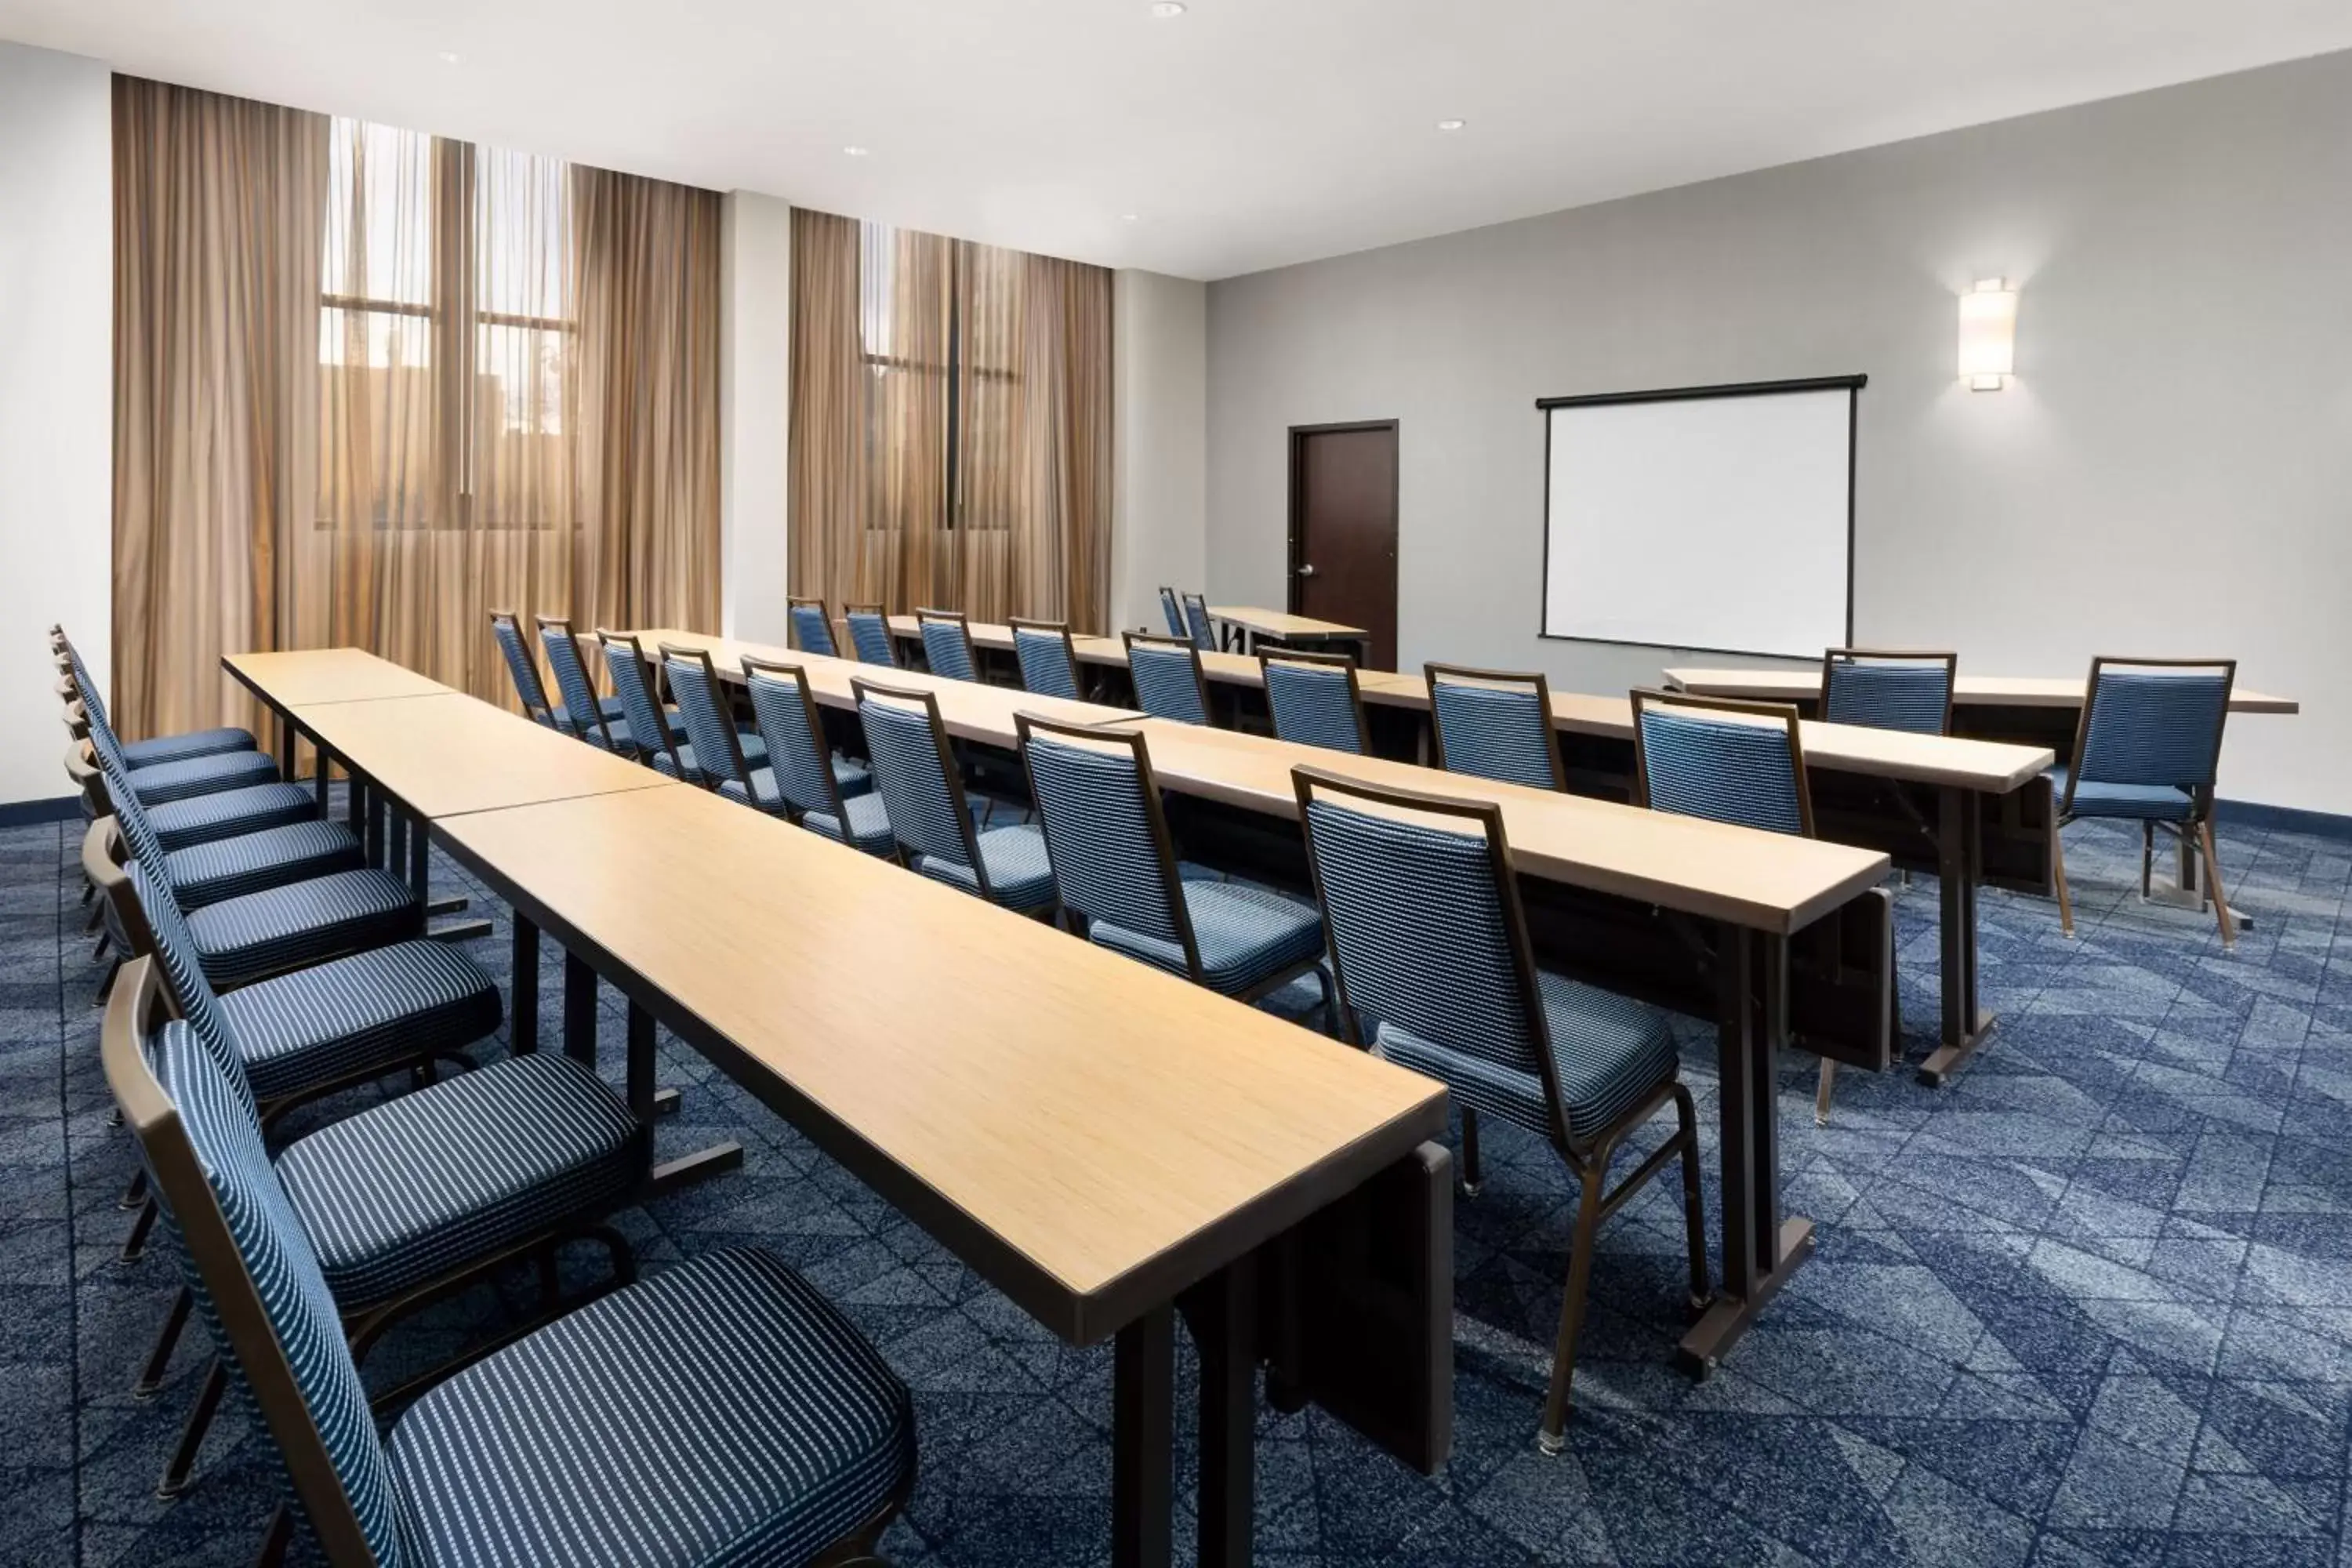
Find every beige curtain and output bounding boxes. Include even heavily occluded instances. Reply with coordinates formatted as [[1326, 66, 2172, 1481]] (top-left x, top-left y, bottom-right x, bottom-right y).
[[112, 77, 326, 740], [788, 210, 1112, 632], [115, 79, 722, 729]]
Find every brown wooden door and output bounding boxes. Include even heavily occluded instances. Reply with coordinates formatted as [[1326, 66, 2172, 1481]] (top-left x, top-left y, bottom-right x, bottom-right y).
[[1289, 422, 1399, 670]]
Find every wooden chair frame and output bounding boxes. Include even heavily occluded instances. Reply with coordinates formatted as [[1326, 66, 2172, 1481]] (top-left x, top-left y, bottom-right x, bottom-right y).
[[489, 609, 555, 720], [1423, 663, 1568, 793], [535, 613, 619, 750], [787, 595, 837, 655], [851, 677, 1052, 912], [1820, 647, 1958, 736], [657, 643, 759, 802], [1258, 648, 1371, 755], [741, 655, 853, 829], [1123, 631, 1214, 724], [594, 630, 689, 778], [841, 603, 898, 668], [1007, 616, 1084, 700]]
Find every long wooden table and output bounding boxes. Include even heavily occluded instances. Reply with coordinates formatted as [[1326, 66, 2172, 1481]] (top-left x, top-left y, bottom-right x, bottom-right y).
[[227, 652, 1456, 1567], [1207, 604, 1370, 659], [625, 626, 1895, 1376]]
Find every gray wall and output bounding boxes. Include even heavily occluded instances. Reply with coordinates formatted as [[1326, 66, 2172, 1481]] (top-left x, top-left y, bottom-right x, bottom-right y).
[[1206, 50, 2352, 814], [1113, 270, 1209, 637]]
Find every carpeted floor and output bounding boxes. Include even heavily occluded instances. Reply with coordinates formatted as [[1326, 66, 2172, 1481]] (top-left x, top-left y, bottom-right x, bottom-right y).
[[5, 804, 2348, 1566]]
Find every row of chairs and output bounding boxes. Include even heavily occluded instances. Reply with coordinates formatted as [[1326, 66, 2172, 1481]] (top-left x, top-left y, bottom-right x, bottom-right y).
[[503, 620, 1711, 1454], [51, 628, 917, 1568]]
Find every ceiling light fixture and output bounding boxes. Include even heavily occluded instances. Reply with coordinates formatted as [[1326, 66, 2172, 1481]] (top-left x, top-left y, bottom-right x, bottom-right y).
[[843, 146, 870, 157], [1150, 2, 1187, 16], [1436, 118, 1466, 132], [437, 50, 461, 64], [1121, 213, 1141, 223]]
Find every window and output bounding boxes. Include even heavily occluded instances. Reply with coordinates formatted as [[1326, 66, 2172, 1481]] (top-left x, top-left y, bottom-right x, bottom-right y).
[[318, 118, 574, 530], [857, 221, 1019, 532]]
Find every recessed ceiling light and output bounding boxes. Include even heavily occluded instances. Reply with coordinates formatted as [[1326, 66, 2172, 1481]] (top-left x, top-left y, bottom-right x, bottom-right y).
[[1121, 213, 1141, 223], [1150, 2, 1186, 16], [437, 50, 462, 64], [1436, 118, 1466, 132], [843, 146, 870, 157]]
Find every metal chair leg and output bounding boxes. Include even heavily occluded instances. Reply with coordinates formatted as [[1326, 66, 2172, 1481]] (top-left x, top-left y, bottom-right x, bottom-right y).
[[133, 1286, 194, 1398], [2201, 821, 2238, 951], [1459, 1107, 1482, 1199], [93, 930, 111, 963], [1537, 1156, 1609, 1454], [2141, 822, 2155, 900], [253, 1502, 292, 1568], [158, 1359, 228, 1499], [121, 1195, 158, 1264], [119, 1167, 148, 1210], [2052, 830, 2076, 938], [1672, 1083, 1711, 1312], [1311, 962, 1336, 1036], [93, 953, 122, 1007], [1814, 1058, 1837, 1127]]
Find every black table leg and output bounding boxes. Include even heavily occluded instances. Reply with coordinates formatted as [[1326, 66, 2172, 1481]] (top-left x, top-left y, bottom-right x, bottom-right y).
[[314, 749, 330, 815], [405, 816, 429, 904], [275, 713, 295, 779], [1112, 1304, 1175, 1568], [510, 916, 539, 1054], [1919, 785, 1995, 1084], [563, 950, 598, 1065], [1180, 1263, 1257, 1568], [625, 996, 743, 1192], [1679, 926, 1813, 1377], [388, 808, 408, 880]]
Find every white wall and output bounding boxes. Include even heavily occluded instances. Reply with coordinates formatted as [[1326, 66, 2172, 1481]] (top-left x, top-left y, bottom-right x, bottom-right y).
[[1111, 270, 1207, 634], [0, 43, 111, 811], [1206, 50, 2352, 814], [720, 189, 793, 644]]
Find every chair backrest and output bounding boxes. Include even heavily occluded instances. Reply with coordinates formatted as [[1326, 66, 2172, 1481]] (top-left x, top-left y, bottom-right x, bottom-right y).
[[788, 597, 838, 657], [1017, 717, 1194, 975], [2067, 657, 2236, 803], [1124, 633, 1210, 725], [844, 604, 898, 667], [535, 615, 614, 746], [1820, 648, 1956, 736], [1158, 586, 1187, 639], [127, 860, 256, 1114], [852, 679, 986, 887], [1179, 593, 1217, 652], [490, 610, 553, 720], [1631, 688, 1813, 837], [659, 644, 753, 793], [1291, 768, 1570, 1147], [916, 609, 978, 683], [595, 630, 684, 774], [742, 656, 847, 821], [1009, 619, 1081, 700], [1260, 649, 1369, 754], [102, 957, 403, 1568], [1426, 665, 1565, 792], [61, 637, 108, 729]]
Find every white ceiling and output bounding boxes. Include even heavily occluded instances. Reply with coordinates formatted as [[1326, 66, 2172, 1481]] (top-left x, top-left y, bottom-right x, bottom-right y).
[[5, 0, 2350, 280]]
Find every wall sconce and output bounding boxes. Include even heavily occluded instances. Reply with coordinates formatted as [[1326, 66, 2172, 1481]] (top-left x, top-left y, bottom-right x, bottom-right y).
[[1958, 278, 2016, 390]]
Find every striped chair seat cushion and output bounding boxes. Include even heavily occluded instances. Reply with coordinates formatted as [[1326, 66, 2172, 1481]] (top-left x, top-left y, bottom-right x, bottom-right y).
[[125, 747, 280, 806], [669, 731, 771, 782], [832, 754, 873, 797], [719, 766, 788, 812], [146, 781, 318, 851], [724, 753, 866, 810], [165, 819, 365, 908], [917, 822, 1058, 909], [274, 1054, 643, 1309], [183, 869, 423, 989], [218, 939, 503, 1103], [546, 695, 630, 732], [389, 1247, 914, 1568], [1094, 880, 1326, 995], [122, 725, 258, 766], [801, 790, 895, 855], [2051, 765, 2194, 822], [1375, 971, 1676, 1144]]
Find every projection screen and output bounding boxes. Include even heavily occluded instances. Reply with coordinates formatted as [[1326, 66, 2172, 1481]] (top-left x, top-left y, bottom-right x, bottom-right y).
[[1539, 376, 1863, 659]]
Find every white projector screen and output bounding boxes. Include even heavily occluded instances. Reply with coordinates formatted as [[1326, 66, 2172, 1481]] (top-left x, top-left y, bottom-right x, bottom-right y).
[[1540, 378, 1860, 659]]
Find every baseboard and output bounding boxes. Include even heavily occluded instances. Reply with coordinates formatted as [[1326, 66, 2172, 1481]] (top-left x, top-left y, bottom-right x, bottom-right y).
[[0, 796, 84, 828], [2216, 797, 2352, 842]]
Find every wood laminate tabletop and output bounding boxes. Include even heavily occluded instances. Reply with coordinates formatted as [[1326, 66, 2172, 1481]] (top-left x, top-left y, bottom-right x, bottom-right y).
[[1206, 606, 1367, 640], [282, 691, 676, 819], [223, 648, 452, 707], [1109, 717, 1889, 936], [435, 780, 1448, 1342], [1663, 666, 2299, 715]]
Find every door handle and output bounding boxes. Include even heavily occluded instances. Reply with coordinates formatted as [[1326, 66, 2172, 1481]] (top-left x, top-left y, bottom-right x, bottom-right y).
[[1295, 564, 1317, 578]]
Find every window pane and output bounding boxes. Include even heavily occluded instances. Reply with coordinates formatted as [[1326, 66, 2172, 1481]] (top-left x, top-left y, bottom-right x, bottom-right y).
[[321, 118, 430, 308]]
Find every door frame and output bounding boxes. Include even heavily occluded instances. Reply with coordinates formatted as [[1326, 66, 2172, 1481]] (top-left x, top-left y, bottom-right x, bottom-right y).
[[1285, 419, 1399, 626]]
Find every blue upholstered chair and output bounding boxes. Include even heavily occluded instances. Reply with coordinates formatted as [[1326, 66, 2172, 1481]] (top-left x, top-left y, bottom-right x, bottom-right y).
[[1820, 648, 1957, 735], [1181, 592, 1218, 652], [1159, 586, 1188, 639], [916, 608, 979, 682], [2053, 657, 2239, 947], [844, 604, 898, 667], [656, 644, 774, 799], [1260, 649, 1370, 754], [74, 691, 279, 806], [1124, 632, 1211, 726], [1010, 618, 1082, 701], [1427, 665, 1566, 792], [742, 657, 892, 857], [102, 955, 916, 1568], [57, 631, 256, 764], [492, 609, 557, 727], [1018, 716, 1331, 1018], [596, 630, 690, 777], [788, 596, 838, 656], [537, 615, 636, 753], [1291, 765, 1707, 1454], [853, 678, 1058, 913], [1631, 687, 1850, 1123]]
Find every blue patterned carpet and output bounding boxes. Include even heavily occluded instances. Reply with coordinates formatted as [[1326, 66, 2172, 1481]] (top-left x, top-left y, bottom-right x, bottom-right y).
[[5, 807, 2348, 1566]]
